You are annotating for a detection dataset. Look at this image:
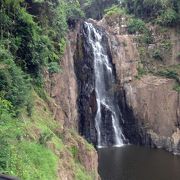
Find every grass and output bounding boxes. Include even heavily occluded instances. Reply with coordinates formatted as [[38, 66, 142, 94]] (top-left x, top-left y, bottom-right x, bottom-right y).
[[75, 165, 92, 180], [9, 142, 58, 180], [0, 90, 96, 179]]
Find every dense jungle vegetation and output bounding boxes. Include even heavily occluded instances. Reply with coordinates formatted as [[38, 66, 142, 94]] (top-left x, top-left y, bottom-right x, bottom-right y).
[[0, 0, 86, 179]]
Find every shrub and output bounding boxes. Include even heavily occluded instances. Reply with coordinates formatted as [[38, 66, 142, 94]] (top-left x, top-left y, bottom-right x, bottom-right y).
[[174, 84, 180, 92], [70, 146, 79, 161], [0, 46, 32, 110], [152, 49, 163, 61], [160, 39, 172, 50], [104, 5, 126, 17], [39, 131, 53, 146], [66, 0, 85, 21], [48, 62, 60, 74], [156, 8, 178, 26], [157, 69, 179, 80], [135, 65, 147, 79], [127, 18, 147, 34], [123, 0, 180, 26]]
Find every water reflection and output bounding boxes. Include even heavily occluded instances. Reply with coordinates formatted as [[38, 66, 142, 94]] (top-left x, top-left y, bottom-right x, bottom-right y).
[[98, 145, 180, 180]]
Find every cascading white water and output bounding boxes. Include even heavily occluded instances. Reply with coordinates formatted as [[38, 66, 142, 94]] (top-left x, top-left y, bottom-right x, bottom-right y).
[[85, 22, 124, 147]]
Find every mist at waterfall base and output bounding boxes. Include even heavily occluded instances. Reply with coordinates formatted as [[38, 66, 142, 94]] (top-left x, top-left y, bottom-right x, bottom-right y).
[[98, 145, 180, 180]]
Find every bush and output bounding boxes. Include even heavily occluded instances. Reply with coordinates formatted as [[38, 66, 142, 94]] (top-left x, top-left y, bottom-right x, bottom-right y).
[[104, 5, 126, 17], [127, 18, 147, 34], [174, 84, 180, 92], [39, 131, 53, 146], [156, 8, 178, 26], [123, 0, 180, 26], [152, 49, 163, 61], [135, 65, 147, 79], [157, 69, 179, 80], [66, 0, 85, 21], [70, 146, 79, 161], [157, 69, 180, 92], [15, 8, 48, 76], [48, 62, 60, 74], [0, 45, 32, 110]]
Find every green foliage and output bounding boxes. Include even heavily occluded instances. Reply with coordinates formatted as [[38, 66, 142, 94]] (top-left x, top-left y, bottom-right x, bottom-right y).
[[48, 62, 60, 74], [157, 68, 180, 92], [160, 39, 172, 50], [126, 16, 153, 44], [70, 146, 79, 161], [0, 95, 59, 180], [0, 1, 97, 180], [157, 69, 179, 80], [9, 142, 58, 180], [0, 103, 23, 173], [104, 5, 126, 17], [123, 0, 180, 26], [152, 49, 163, 61], [173, 83, 180, 92], [142, 31, 153, 44], [49, 1, 68, 40], [127, 18, 147, 34], [39, 131, 53, 146], [0, 97, 13, 116], [66, 0, 85, 21], [0, 0, 80, 114], [156, 8, 178, 26], [0, 45, 32, 111], [79, 0, 93, 9], [59, 38, 67, 57], [75, 167, 92, 180], [135, 65, 147, 79], [0, 0, 87, 82]]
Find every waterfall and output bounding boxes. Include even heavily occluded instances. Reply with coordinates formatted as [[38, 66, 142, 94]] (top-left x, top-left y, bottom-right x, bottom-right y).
[[84, 22, 124, 147]]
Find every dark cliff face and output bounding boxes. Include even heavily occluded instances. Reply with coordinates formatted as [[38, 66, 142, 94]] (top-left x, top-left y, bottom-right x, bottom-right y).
[[74, 22, 97, 144], [74, 21, 137, 147], [117, 89, 155, 147], [74, 19, 180, 155], [74, 22, 120, 146]]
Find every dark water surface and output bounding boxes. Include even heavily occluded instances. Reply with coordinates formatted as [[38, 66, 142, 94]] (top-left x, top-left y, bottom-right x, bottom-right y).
[[98, 145, 180, 180]]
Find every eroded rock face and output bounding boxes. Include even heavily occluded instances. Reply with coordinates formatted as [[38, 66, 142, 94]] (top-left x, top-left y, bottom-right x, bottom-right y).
[[123, 76, 180, 153], [45, 27, 80, 130], [73, 23, 97, 145], [44, 24, 99, 179], [95, 18, 139, 85], [97, 17, 180, 154]]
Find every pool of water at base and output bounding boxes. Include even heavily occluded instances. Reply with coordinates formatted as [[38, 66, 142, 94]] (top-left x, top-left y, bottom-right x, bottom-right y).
[[98, 145, 180, 180]]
